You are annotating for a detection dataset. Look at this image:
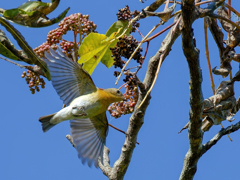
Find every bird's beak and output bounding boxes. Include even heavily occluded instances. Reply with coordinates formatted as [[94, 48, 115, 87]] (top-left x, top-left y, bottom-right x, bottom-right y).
[[122, 95, 127, 101]]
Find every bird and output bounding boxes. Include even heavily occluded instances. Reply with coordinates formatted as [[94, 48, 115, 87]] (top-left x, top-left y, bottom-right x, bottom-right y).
[[39, 46, 126, 167]]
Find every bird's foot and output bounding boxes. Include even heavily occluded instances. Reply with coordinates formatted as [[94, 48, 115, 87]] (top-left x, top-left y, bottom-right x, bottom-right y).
[[72, 106, 87, 117]]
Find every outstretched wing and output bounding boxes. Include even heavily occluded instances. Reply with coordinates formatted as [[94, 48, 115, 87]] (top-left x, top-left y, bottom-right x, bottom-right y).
[[70, 112, 108, 167], [44, 46, 97, 106]]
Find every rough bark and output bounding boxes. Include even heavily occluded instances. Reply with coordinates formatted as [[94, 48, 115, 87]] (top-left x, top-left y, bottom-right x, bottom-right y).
[[179, 0, 203, 179], [99, 12, 182, 180]]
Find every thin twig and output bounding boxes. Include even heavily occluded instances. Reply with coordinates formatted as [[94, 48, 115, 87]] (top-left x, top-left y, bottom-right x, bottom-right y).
[[164, 0, 170, 11], [73, 31, 78, 62], [109, 123, 126, 134], [143, 42, 149, 60], [228, 0, 231, 41], [204, 18, 215, 95], [114, 13, 142, 43], [209, 13, 240, 31], [118, 83, 127, 90], [167, 0, 214, 5], [137, 54, 164, 109], [195, 0, 214, 6], [115, 22, 162, 85], [169, 0, 219, 20], [78, 14, 82, 45], [109, 124, 139, 145], [0, 56, 25, 68], [204, 18, 232, 141], [138, 16, 181, 109], [225, 2, 240, 18], [143, 21, 177, 42], [135, 41, 150, 74], [220, 123, 232, 141], [125, 66, 140, 71], [228, 0, 232, 81], [172, 16, 182, 36], [170, 10, 182, 19], [135, 40, 150, 75], [135, 27, 144, 38], [202, 121, 240, 155]]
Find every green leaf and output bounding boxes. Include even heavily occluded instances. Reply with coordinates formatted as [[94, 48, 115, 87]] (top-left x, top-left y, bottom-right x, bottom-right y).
[[82, 45, 110, 75], [100, 21, 133, 69], [78, 32, 119, 74], [1, 1, 68, 28], [18, 1, 48, 12], [106, 20, 132, 37], [0, 43, 19, 60], [3, 9, 26, 19], [0, 17, 51, 80], [101, 30, 122, 68], [100, 39, 118, 68], [78, 33, 108, 63], [2, 1, 46, 19], [0, 30, 20, 60]]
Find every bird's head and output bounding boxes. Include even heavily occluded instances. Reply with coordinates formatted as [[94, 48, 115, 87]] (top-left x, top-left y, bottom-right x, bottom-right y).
[[103, 88, 126, 102]]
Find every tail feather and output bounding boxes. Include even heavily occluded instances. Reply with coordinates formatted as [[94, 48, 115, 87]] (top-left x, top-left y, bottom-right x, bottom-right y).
[[39, 113, 57, 132]]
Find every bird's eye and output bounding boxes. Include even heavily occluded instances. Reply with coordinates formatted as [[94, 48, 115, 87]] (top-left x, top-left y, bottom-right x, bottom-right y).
[[116, 90, 120, 94]]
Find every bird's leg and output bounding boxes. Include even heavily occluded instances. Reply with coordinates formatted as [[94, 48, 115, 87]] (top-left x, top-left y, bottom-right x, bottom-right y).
[[72, 106, 87, 117]]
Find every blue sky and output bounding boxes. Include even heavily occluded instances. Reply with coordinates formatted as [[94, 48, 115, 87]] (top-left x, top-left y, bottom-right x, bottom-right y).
[[1, 0, 240, 180]]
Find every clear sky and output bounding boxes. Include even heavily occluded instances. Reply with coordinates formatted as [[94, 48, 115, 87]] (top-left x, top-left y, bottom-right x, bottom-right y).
[[1, 0, 240, 180]]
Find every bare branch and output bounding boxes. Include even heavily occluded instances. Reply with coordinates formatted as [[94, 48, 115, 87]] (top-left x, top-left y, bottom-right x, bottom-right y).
[[146, 0, 166, 12], [208, 13, 240, 31], [201, 121, 240, 155], [98, 146, 112, 177], [0, 56, 26, 68], [179, 0, 203, 179], [104, 14, 183, 179], [225, 2, 240, 18]]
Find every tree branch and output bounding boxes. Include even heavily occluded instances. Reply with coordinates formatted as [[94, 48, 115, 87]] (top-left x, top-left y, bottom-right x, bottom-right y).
[[145, 0, 166, 12], [100, 0, 231, 179], [208, 13, 240, 31], [201, 121, 240, 155], [98, 146, 112, 177], [179, 0, 203, 179], [104, 14, 182, 180], [178, 0, 231, 178]]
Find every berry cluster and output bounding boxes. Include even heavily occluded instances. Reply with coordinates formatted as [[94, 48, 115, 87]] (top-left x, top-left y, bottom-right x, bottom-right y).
[[59, 14, 96, 34], [29, 13, 97, 94], [34, 13, 97, 57], [123, 71, 137, 88], [111, 35, 144, 69], [108, 84, 138, 118], [21, 70, 45, 94], [59, 40, 75, 56], [34, 42, 58, 58], [117, 5, 140, 32], [111, 6, 143, 117]]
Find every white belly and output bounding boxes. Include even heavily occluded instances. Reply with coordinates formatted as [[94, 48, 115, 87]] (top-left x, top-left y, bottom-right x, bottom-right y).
[[50, 94, 103, 124]]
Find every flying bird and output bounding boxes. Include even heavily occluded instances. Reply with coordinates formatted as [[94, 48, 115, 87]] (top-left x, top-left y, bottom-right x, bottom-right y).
[[39, 47, 125, 167]]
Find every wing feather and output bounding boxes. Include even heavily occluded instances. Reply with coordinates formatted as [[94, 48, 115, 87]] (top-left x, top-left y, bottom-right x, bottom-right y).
[[70, 112, 108, 167], [44, 46, 97, 106]]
